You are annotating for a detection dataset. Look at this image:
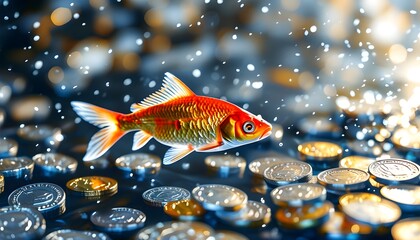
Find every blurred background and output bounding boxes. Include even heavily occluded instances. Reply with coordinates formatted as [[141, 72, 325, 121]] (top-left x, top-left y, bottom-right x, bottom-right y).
[[1, 0, 420, 239]]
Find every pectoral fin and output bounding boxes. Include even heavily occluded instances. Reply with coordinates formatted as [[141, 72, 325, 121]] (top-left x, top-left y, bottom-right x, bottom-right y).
[[163, 146, 194, 165], [132, 131, 153, 150]]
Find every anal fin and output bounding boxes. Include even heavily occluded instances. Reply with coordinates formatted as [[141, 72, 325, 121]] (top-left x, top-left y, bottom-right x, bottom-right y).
[[163, 146, 194, 165], [132, 131, 153, 150]]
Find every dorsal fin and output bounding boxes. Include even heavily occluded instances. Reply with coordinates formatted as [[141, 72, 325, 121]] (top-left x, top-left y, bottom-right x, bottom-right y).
[[130, 72, 195, 112]]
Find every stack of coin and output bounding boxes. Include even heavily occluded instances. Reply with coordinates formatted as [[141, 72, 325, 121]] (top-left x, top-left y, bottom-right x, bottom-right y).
[[8, 182, 66, 218], [32, 153, 78, 175], [298, 141, 343, 170], [263, 161, 312, 187], [0, 206, 46, 239], [0, 138, 18, 157], [339, 193, 401, 227], [115, 153, 161, 178], [142, 186, 191, 207], [317, 168, 369, 194], [368, 158, 420, 187], [90, 207, 146, 232], [43, 229, 111, 240], [66, 176, 118, 199], [204, 155, 246, 178], [270, 183, 333, 229]]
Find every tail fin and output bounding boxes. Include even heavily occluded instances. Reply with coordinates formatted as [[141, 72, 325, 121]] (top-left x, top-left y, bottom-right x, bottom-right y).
[[71, 101, 126, 161]]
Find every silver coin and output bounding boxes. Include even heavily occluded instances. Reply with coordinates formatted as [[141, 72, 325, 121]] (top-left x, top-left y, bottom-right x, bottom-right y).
[[0, 206, 46, 239], [270, 183, 327, 207], [142, 186, 191, 207], [135, 221, 211, 240], [368, 158, 420, 185], [215, 200, 271, 227], [8, 182, 66, 218], [380, 185, 420, 212], [33, 153, 78, 174], [0, 138, 18, 157], [204, 155, 246, 175], [0, 156, 34, 179], [248, 156, 298, 177], [17, 125, 62, 142], [90, 207, 146, 232], [192, 184, 248, 211], [42, 229, 111, 240], [159, 221, 214, 240], [115, 153, 161, 175], [263, 161, 312, 186], [317, 168, 369, 192]]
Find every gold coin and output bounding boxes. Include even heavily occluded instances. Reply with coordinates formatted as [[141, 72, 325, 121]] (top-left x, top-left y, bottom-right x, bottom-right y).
[[66, 176, 118, 197], [298, 141, 343, 161], [164, 199, 206, 220], [392, 218, 420, 240], [275, 201, 333, 229], [339, 193, 401, 226], [339, 155, 375, 172], [0, 174, 3, 193], [320, 211, 372, 238]]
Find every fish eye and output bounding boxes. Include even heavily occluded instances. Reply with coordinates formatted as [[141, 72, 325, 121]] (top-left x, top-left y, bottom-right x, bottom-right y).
[[242, 121, 255, 133]]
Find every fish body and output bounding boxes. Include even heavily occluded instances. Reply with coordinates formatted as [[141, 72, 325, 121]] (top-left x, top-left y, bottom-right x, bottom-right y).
[[72, 73, 272, 165]]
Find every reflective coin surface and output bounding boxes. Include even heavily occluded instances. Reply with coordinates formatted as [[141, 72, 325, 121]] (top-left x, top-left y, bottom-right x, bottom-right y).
[[204, 155, 246, 175], [0, 156, 34, 179], [192, 184, 247, 211], [275, 201, 333, 229], [391, 218, 420, 240], [90, 207, 146, 232], [368, 158, 420, 185], [115, 153, 161, 175], [0, 206, 46, 239], [270, 183, 327, 207], [8, 182, 66, 217], [317, 168, 369, 192], [66, 176, 118, 197], [339, 193, 401, 226], [33, 153, 78, 174], [380, 185, 420, 212], [163, 199, 205, 220], [339, 155, 375, 172], [142, 186, 191, 207], [215, 200, 271, 227], [298, 141, 343, 161], [43, 229, 111, 240], [263, 161, 312, 186], [248, 156, 298, 178]]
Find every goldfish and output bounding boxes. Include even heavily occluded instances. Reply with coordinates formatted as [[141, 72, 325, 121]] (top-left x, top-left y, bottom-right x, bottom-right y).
[[71, 72, 272, 165]]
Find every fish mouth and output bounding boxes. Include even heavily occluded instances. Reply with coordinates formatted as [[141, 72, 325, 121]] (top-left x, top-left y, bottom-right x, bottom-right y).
[[259, 129, 272, 140]]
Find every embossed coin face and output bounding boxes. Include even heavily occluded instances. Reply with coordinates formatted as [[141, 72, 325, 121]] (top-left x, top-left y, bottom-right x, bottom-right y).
[[380, 185, 420, 212], [0, 157, 34, 179], [163, 199, 205, 220], [270, 183, 327, 207], [368, 158, 420, 185], [142, 186, 190, 207], [66, 176, 118, 197], [90, 207, 146, 232], [317, 168, 369, 192], [339, 193, 401, 226], [392, 218, 420, 240], [339, 155, 375, 172], [0, 138, 18, 157], [248, 156, 298, 177], [263, 161, 312, 186], [297, 141, 343, 161], [43, 229, 111, 240], [192, 184, 248, 211], [0, 206, 46, 239], [115, 153, 161, 175], [33, 153, 77, 174], [215, 200, 271, 227], [8, 183, 66, 218]]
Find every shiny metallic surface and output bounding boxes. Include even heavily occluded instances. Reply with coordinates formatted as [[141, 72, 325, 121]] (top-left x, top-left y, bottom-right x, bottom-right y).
[[270, 183, 327, 207], [0, 206, 46, 239], [32, 153, 77, 174], [90, 207, 146, 232], [115, 153, 161, 175], [263, 161, 312, 186], [368, 158, 420, 185], [142, 186, 191, 207], [192, 184, 247, 211], [317, 168, 370, 192], [380, 185, 420, 212]]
